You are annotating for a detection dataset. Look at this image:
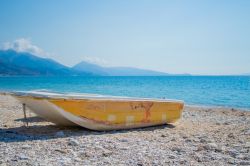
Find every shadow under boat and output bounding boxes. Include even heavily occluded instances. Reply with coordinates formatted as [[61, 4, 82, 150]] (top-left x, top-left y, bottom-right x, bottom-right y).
[[0, 119, 175, 143], [14, 116, 48, 123]]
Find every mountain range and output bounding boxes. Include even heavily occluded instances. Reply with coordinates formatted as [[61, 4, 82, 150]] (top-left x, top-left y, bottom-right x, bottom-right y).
[[72, 61, 169, 76], [0, 50, 171, 76]]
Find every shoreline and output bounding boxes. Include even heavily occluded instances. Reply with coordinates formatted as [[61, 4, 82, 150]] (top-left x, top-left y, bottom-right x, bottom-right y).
[[185, 104, 250, 112], [0, 89, 249, 111], [0, 94, 249, 165]]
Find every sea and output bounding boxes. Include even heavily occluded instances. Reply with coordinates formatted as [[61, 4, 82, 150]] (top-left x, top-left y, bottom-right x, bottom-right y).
[[0, 76, 249, 109]]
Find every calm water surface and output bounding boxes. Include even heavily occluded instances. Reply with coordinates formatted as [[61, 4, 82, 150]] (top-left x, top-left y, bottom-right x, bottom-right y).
[[0, 76, 249, 109]]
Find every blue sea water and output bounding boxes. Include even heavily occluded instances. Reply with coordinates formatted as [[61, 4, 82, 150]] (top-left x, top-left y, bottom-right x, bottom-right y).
[[0, 76, 249, 109]]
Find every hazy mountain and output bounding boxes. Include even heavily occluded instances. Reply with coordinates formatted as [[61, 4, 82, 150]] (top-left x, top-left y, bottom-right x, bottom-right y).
[[73, 61, 170, 76], [106, 67, 169, 76], [0, 50, 90, 76], [73, 61, 108, 75], [0, 49, 183, 76]]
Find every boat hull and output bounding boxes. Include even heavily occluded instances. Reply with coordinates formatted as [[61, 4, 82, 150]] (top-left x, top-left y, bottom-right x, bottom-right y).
[[16, 97, 76, 126], [12, 92, 184, 130]]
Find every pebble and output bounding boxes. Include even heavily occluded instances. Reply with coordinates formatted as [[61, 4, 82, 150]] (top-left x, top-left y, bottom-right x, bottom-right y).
[[245, 142, 250, 148], [217, 146, 226, 152], [236, 154, 245, 160], [80, 151, 93, 158], [120, 146, 129, 150], [204, 143, 218, 151], [239, 161, 250, 165], [74, 158, 82, 162], [244, 129, 250, 135], [171, 138, 176, 142], [228, 133, 235, 138], [18, 154, 29, 160], [168, 154, 176, 159], [68, 138, 79, 146], [194, 154, 202, 162], [102, 149, 113, 157], [171, 147, 182, 152], [227, 149, 239, 158], [59, 157, 71, 165], [199, 138, 208, 143], [196, 145, 204, 152], [119, 138, 129, 142], [21, 144, 32, 149], [55, 149, 68, 154], [227, 159, 235, 164]]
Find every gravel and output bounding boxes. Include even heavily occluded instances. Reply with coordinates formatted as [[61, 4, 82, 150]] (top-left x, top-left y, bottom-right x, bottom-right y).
[[0, 94, 249, 166]]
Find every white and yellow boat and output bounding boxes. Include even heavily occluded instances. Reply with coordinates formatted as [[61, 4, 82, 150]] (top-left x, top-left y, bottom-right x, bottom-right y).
[[8, 91, 184, 131]]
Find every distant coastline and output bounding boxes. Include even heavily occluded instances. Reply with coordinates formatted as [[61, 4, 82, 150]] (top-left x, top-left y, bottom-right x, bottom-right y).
[[2, 49, 248, 77]]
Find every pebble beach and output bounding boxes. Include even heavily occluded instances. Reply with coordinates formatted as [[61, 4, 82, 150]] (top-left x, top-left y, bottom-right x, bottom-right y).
[[0, 94, 249, 166]]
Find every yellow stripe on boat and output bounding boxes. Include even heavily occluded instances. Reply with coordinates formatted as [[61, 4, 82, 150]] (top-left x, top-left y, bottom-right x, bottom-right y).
[[49, 99, 183, 125], [9, 91, 184, 130]]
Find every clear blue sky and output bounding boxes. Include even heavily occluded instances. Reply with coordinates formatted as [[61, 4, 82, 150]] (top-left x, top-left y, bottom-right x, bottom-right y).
[[0, 0, 250, 75]]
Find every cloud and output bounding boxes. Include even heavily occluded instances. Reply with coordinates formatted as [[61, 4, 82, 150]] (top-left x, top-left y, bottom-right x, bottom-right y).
[[1, 38, 49, 57], [81, 56, 108, 66], [1, 38, 108, 66]]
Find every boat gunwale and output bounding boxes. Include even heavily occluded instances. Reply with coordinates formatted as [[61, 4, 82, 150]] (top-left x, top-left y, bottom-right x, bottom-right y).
[[5, 91, 184, 104]]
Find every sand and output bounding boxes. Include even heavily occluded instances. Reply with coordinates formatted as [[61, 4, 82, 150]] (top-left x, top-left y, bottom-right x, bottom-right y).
[[0, 94, 249, 166]]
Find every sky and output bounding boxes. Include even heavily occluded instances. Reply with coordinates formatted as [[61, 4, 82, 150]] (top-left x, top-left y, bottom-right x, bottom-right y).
[[0, 0, 250, 75]]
